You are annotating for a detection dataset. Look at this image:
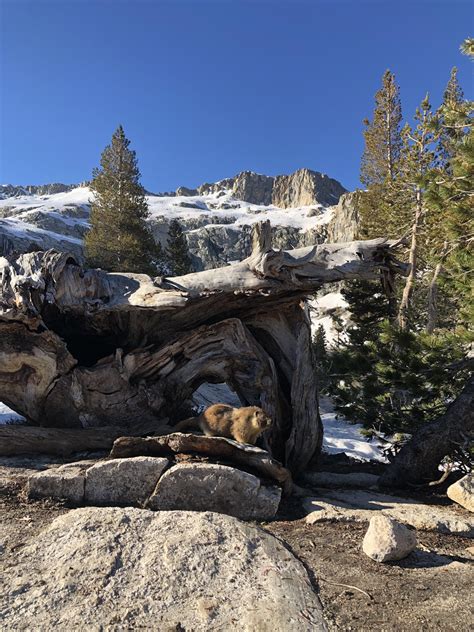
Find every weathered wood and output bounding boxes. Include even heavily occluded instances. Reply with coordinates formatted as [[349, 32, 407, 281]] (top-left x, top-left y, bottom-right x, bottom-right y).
[[380, 376, 474, 488], [109, 432, 293, 494], [0, 419, 170, 457], [0, 222, 408, 474]]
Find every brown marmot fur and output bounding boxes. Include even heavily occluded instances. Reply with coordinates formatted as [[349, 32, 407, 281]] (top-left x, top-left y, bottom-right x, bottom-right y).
[[174, 403, 272, 445]]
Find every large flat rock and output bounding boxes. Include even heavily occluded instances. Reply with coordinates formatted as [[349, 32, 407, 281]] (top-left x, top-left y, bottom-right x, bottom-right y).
[[85, 456, 169, 505], [304, 489, 474, 537], [0, 507, 326, 631], [148, 462, 281, 520]]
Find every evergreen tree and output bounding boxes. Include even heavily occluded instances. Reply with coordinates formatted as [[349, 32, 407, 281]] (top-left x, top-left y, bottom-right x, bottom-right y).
[[396, 95, 439, 330], [341, 280, 391, 343], [313, 324, 329, 389], [328, 322, 468, 435], [85, 125, 160, 275], [166, 219, 192, 275], [360, 70, 403, 187], [358, 72, 406, 242], [426, 93, 474, 331], [439, 67, 465, 169]]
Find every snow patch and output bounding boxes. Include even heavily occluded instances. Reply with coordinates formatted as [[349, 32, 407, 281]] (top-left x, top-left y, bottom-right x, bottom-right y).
[[0, 402, 25, 425], [320, 397, 387, 462]]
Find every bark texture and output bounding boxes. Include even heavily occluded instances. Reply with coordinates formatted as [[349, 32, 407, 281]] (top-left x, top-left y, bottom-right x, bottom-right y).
[[380, 376, 474, 487], [0, 222, 407, 474]]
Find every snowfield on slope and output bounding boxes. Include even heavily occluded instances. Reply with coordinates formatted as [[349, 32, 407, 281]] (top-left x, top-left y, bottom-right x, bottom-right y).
[[0, 185, 334, 248]]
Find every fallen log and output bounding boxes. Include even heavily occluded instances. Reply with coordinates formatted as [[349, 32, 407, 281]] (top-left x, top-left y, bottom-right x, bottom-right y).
[[0, 420, 170, 457]]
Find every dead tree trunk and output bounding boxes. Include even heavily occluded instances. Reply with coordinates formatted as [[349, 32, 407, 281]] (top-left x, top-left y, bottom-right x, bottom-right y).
[[0, 222, 407, 475], [398, 190, 422, 330], [380, 376, 474, 488]]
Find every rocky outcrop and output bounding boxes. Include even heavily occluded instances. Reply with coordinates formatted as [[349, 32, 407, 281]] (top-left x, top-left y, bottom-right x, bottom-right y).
[[232, 171, 274, 205], [326, 190, 361, 242], [0, 183, 78, 199], [0, 221, 83, 257], [176, 186, 198, 196], [193, 169, 346, 209], [362, 515, 417, 562], [197, 177, 235, 196], [183, 222, 328, 270], [0, 507, 326, 630], [272, 168, 347, 208]]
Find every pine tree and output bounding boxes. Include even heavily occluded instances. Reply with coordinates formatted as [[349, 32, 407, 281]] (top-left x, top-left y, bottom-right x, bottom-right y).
[[85, 125, 160, 275], [313, 324, 329, 389], [439, 67, 465, 169], [360, 70, 403, 187], [426, 97, 473, 330], [358, 71, 406, 242], [397, 95, 438, 330], [328, 322, 468, 435], [166, 219, 192, 275]]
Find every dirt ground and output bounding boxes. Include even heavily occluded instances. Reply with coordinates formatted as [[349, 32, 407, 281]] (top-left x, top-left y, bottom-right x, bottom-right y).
[[1, 469, 473, 631], [266, 496, 473, 631]]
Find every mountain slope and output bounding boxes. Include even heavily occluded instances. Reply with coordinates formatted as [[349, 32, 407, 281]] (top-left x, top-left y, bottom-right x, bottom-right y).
[[0, 169, 355, 270]]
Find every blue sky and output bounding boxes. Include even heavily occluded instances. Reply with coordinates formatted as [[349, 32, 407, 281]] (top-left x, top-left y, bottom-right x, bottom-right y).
[[0, 0, 472, 192]]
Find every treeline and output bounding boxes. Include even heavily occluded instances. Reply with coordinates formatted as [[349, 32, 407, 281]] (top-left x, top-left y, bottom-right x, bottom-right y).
[[318, 39, 473, 449], [85, 125, 192, 276]]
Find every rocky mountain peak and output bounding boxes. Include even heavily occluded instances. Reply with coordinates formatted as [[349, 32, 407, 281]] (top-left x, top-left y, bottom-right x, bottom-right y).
[[175, 168, 347, 208]]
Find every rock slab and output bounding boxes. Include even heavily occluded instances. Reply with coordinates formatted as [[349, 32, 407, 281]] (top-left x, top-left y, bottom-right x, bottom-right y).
[[0, 507, 326, 631], [27, 464, 85, 504], [362, 515, 417, 562], [447, 474, 474, 513], [304, 489, 474, 537], [148, 462, 282, 520], [85, 456, 169, 505]]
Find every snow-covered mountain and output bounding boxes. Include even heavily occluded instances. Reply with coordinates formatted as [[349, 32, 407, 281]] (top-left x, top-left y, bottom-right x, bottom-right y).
[[0, 168, 357, 270]]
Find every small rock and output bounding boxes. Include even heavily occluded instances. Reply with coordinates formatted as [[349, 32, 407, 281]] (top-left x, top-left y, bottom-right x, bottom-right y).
[[362, 515, 417, 562], [148, 462, 281, 520], [28, 466, 85, 504], [447, 474, 474, 513], [85, 457, 169, 505]]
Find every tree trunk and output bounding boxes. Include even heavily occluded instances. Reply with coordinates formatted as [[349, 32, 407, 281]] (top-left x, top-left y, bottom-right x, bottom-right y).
[[426, 242, 448, 334], [0, 222, 407, 474], [380, 376, 474, 488], [426, 261, 443, 334], [398, 189, 422, 330]]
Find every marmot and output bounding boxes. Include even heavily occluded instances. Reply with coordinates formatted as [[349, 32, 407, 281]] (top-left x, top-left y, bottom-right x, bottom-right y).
[[174, 403, 272, 445]]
